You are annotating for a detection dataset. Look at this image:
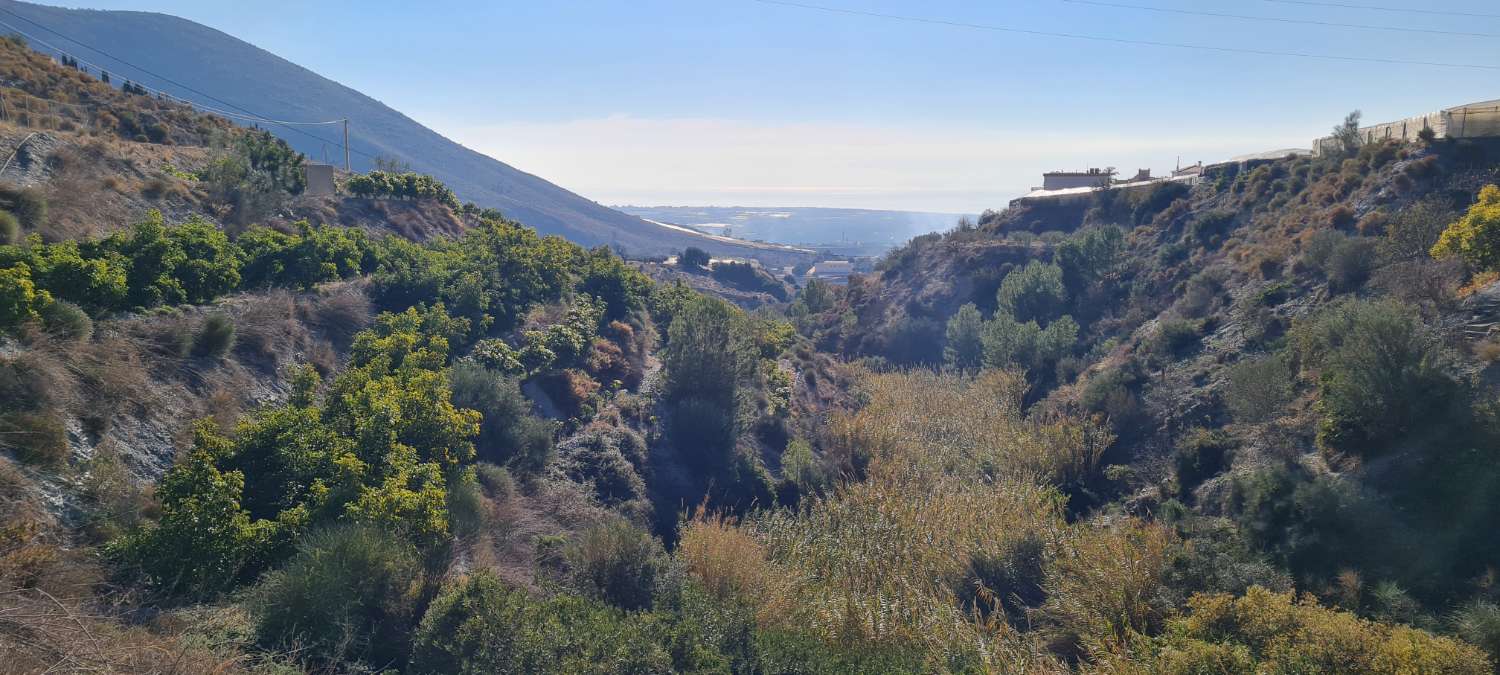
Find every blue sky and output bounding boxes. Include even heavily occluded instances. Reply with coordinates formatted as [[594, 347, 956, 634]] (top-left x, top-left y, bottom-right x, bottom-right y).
[[50, 0, 1500, 212]]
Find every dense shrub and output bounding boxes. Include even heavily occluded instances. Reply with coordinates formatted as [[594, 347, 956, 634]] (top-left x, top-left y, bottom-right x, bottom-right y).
[[249, 526, 424, 668], [981, 312, 1078, 374], [879, 315, 944, 365], [409, 571, 678, 675], [679, 246, 710, 269], [0, 186, 46, 231], [449, 361, 554, 471], [1150, 318, 1200, 358], [190, 312, 235, 357], [1173, 429, 1234, 497], [1292, 299, 1457, 455], [0, 263, 51, 328], [566, 520, 664, 611], [1188, 210, 1236, 244], [1147, 586, 1490, 673], [1134, 181, 1190, 224], [345, 170, 458, 207]]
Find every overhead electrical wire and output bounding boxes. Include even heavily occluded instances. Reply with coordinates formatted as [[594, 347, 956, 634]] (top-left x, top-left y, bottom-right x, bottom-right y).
[[1062, 0, 1500, 38], [746, 0, 1500, 71], [0, 8, 376, 161], [1257, 0, 1500, 20]]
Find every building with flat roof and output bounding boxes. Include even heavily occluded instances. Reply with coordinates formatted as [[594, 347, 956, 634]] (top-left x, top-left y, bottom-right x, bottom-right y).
[[1041, 168, 1115, 191]]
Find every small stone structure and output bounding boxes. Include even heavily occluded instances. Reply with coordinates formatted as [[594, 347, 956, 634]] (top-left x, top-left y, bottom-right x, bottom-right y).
[[303, 163, 336, 196]]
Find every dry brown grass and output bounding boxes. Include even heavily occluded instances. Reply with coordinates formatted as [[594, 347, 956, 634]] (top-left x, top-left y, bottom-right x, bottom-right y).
[[0, 589, 267, 675], [676, 508, 793, 627]]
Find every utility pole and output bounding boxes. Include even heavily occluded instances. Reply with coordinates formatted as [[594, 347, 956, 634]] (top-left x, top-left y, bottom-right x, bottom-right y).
[[343, 118, 350, 172]]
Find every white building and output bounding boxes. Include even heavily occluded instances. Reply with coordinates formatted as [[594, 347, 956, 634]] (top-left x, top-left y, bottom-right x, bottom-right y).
[[807, 260, 852, 282], [1040, 168, 1115, 191]]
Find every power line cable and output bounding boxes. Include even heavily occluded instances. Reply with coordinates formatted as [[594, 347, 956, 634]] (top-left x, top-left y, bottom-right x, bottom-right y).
[[1257, 0, 1500, 19], [0, 7, 375, 160], [746, 0, 1500, 71], [1062, 0, 1500, 38]]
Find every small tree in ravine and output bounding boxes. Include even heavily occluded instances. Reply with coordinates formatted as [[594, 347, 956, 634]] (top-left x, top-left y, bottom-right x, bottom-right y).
[[944, 303, 984, 372]]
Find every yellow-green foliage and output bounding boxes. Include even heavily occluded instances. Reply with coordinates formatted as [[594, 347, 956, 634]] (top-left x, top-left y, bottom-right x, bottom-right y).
[[1143, 586, 1491, 674], [112, 308, 481, 598], [0, 263, 52, 327], [1432, 185, 1500, 271]]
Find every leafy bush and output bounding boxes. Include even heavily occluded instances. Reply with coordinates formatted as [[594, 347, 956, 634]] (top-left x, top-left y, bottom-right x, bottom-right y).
[[711, 261, 787, 300], [1188, 210, 1235, 244], [981, 312, 1078, 374], [1148, 586, 1490, 673], [345, 170, 458, 207], [114, 312, 482, 597], [449, 361, 554, 471], [566, 520, 664, 611], [0, 263, 51, 329], [1292, 300, 1457, 455], [410, 571, 677, 675], [879, 315, 944, 365], [1431, 184, 1500, 271], [1134, 181, 1190, 224], [249, 526, 424, 669]]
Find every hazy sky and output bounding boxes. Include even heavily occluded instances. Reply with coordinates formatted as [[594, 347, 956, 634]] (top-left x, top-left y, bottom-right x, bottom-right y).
[[43, 0, 1500, 212]]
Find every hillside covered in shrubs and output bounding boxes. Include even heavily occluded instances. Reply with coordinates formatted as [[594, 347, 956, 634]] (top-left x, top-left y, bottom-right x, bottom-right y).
[[3, 27, 1500, 675]]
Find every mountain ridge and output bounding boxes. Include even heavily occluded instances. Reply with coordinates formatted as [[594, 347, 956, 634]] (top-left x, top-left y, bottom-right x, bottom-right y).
[[0, 0, 809, 261]]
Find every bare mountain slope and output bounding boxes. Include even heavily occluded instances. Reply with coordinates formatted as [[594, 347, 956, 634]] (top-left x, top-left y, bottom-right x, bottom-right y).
[[0, 0, 807, 260]]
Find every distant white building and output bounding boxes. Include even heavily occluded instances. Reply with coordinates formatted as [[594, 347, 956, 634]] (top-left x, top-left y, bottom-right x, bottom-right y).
[[1040, 168, 1114, 191], [808, 260, 852, 283]]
